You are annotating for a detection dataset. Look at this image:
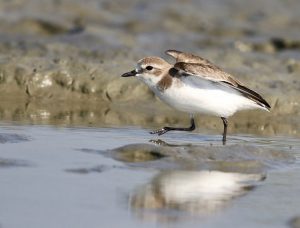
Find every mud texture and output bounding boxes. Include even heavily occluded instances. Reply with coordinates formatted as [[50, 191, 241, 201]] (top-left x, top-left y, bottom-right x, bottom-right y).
[[107, 142, 294, 173], [290, 216, 300, 228], [0, 0, 299, 136]]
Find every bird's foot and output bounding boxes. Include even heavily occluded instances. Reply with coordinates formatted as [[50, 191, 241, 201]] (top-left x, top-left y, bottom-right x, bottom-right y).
[[150, 127, 170, 136], [222, 134, 227, 145], [222, 139, 226, 145]]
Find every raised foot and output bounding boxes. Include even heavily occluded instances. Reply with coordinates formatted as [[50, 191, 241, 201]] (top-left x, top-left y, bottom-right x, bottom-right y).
[[149, 127, 170, 136]]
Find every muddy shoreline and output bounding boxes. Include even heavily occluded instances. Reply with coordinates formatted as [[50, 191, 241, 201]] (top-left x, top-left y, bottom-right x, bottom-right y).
[[0, 0, 299, 136]]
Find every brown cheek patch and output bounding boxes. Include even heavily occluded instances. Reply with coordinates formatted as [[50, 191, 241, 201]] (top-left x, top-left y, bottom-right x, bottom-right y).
[[157, 74, 172, 91], [153, 69, 163, 77]]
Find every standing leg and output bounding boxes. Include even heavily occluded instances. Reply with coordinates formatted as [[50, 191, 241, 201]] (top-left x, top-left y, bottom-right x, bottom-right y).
[[150, 114, 196, 136], [221, 117, 228, 145]]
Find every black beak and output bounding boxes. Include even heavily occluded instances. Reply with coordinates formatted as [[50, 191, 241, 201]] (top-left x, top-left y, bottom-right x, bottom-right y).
[[121, 69, 137, 77]]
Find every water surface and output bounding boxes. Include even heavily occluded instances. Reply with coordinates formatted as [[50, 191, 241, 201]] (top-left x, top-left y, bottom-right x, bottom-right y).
[[0, 124, 299, 228]]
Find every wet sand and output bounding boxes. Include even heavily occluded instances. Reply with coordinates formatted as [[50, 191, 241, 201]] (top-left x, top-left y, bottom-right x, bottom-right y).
[[0, 0, 299, 136]]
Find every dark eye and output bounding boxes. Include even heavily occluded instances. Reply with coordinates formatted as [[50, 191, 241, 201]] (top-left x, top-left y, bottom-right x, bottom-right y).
[[146, 66, 153, 71]]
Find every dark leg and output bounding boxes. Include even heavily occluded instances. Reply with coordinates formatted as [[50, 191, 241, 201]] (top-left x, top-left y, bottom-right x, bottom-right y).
[[150, 116, 196, 136], [221, 117, 228, 145]]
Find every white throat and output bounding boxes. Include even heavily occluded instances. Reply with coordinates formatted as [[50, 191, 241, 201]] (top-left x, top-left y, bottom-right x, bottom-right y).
[[138, 73, 162, 89]]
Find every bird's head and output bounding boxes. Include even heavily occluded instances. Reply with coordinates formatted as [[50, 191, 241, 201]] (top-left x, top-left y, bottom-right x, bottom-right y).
[[121, 56, 171, 87]]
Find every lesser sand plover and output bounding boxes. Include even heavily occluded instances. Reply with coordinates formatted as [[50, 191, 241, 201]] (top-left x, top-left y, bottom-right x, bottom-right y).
[[121, 50, 270, 144]]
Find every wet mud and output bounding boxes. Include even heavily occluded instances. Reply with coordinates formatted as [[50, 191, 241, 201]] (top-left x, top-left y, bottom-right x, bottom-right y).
[[0, 0, 299, 137]]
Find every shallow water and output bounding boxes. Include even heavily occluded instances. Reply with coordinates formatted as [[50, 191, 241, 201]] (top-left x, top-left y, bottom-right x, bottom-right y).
[[0, 124, 299, 228]]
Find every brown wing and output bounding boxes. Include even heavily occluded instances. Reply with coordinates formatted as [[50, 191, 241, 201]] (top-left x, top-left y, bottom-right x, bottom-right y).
[[222, 81, 271, 110], [171, 62, 271, 110], [165, 50, 213, 65], [173, 62, 240, 86]]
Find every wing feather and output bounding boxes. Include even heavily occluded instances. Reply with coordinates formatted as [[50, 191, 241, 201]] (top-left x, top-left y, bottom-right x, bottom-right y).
[[173, 62, 240, 85], [222, 82, 271, 109], [166, 50, 213, 65], [169, 62, 271, 110]]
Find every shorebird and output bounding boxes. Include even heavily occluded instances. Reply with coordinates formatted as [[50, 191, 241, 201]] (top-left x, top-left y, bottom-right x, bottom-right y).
[[121, 50, 271, 144]]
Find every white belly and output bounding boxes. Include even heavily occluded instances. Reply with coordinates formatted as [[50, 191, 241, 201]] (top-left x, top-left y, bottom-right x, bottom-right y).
[[153, 83, 260, 118]]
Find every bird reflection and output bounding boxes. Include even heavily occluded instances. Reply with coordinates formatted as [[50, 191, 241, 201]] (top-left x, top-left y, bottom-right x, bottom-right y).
[[130, 170, 265, 222]]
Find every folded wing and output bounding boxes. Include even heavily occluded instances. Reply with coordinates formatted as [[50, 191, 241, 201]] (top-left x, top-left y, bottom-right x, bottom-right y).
[[166, 50, 271, 110], [166, 49, 213, 65]]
